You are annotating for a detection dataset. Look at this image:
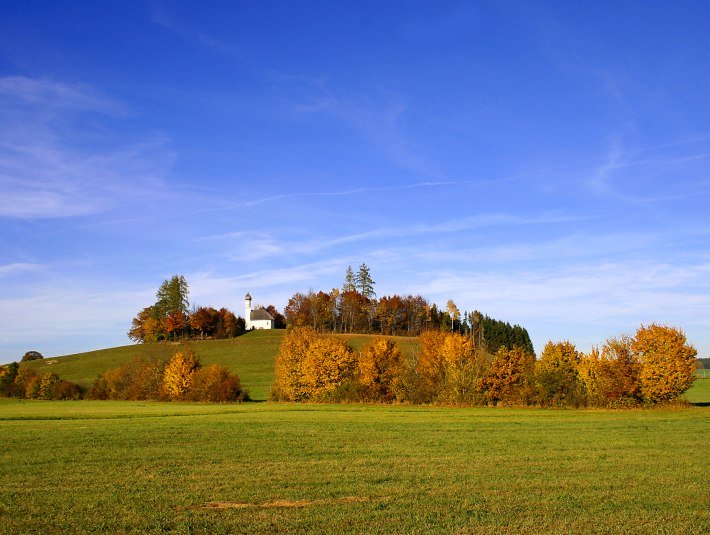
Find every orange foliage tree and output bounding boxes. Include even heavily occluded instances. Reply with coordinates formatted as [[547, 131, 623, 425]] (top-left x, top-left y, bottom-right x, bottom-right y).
[[578, 335, 641, 407], [632, 324, 697, 403], [358, 336, 402, 401], [481, 346, 536, 406], [188, 364, 247, 402], [272, 328, 356, 401]]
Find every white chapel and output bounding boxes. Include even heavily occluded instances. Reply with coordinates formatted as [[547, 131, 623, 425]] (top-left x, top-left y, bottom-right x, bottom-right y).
[[244, 292, 274, 330]]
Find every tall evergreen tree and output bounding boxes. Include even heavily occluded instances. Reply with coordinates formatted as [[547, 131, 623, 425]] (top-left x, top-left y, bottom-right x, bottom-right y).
[[355, 263, 376, 299], [342, 266, 356, 293], [155, 275, 190, 317]]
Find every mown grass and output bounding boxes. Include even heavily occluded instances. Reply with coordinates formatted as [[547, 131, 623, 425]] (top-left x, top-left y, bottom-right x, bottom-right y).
[[0, 400, 707, 534], [683, 377, 710, 404]]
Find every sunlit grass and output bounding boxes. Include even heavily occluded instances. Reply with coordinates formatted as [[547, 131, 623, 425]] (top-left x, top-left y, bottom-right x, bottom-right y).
[[0, 400, 707, 533]]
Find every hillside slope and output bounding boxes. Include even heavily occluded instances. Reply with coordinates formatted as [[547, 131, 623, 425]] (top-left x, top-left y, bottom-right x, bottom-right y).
[[24, 331, 285, 400], [22, 331, 420, 401]]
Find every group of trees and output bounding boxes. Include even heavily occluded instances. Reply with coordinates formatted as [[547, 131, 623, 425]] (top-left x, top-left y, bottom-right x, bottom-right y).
[[88, 350, 248, 402], [271, 323, 697, 407], [128, 275, 285, 343], [284, 265, 534, 355], [0, 363, 82, 400]]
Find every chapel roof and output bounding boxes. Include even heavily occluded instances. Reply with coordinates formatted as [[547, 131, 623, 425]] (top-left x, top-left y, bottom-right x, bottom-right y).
[[250, 308, 274, 321]]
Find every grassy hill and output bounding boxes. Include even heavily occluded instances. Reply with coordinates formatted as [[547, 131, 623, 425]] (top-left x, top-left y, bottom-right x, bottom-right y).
[[20, 331, 709, 404], [22, 331, 420, 401]]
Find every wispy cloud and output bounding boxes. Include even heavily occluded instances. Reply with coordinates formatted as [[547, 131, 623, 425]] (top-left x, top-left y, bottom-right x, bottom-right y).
[[149, 3, 244, 59], [0, 263, 43, 277], [0, 76, 174, 219]]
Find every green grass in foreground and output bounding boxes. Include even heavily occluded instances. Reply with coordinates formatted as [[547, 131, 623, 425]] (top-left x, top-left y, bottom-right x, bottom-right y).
[[0, 400, 707, 534]]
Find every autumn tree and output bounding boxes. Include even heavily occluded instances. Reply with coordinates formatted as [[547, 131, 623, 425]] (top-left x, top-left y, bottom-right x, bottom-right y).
[[21, 351, 43, 362], [578, 335, 641, 407], [188, 364, 247, 402], [446, 300, 460, 332], [535, 341, 586, 407], [358, 337, 402, 401], [190, 306, 217, 339], [632, 324, 697, 403], [162, 351, 199, 400], [481, 346, 536, 406], [271, 328, 356, 401], [438, 332, 489, 403]]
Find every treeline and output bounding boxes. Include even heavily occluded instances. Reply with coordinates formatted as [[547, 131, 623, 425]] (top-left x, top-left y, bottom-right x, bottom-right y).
[[0, 350, 248, 403], [0, 364, 82, 400], [271, 323, 697, 407], [284, 264, 533, 355], [128, 275, 285, 343]]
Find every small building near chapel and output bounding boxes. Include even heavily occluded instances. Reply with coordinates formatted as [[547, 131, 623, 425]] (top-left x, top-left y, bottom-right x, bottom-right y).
[[244, 292, 274, 330]]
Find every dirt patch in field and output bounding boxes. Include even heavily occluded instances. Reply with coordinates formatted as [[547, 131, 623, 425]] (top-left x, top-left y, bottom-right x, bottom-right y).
[[201, 496, 371, 509]]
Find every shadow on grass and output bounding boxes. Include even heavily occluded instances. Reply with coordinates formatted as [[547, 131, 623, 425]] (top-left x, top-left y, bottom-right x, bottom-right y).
[[690, 401, 710, 407]]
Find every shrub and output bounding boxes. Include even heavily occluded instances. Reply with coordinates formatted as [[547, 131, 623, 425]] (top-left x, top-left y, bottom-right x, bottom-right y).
[[535, 341, 586, 407], [632, 324, 697, 403], [188, 364, 247, 402], [358, 337, 402, 401], [162, 351, 199, 400], [272, 328, 356, 401], [578, 336, 642, 407], [38, 372, 62, 399], [481, 346, 536, 406], [21, 351, 43, 362], [0, 362, 20, 397]]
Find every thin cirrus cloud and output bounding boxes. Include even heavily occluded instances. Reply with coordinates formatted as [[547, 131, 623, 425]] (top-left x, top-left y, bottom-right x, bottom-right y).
[[0, 76, 174, 219]]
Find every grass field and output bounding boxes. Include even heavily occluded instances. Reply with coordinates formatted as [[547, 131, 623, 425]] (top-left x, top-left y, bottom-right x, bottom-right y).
[[0, 400, 708, 533]]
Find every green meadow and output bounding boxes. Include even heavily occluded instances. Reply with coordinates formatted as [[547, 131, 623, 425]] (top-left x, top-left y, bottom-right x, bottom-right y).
[[0, 400, 708, 533]]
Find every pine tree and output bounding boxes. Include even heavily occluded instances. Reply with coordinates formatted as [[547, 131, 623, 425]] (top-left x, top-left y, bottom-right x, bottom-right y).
[[355, 263, 376, 299], [342, 266, 356, 293]]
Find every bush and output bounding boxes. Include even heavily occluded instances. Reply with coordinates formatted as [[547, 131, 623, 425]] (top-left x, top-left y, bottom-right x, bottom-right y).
[[481, 346, 536, 406], [358, 337, 402, 401], [272, 328, 356, 401], [534, 341, 586, 407], [162, 351, 199, 400], [578, 336, 642, 408], [21, 351, 44, 362], [632, 324, 697, 403], [188, 364, 247, 402]]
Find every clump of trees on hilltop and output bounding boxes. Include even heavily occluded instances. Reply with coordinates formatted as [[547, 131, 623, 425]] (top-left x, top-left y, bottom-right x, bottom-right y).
[[284, 264, 534, 356], [271, 323, 697, 407], [128, 275, 285, 343]]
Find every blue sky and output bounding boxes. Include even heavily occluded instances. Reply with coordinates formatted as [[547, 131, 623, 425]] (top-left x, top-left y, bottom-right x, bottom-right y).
[[1, 1, 709, 361]]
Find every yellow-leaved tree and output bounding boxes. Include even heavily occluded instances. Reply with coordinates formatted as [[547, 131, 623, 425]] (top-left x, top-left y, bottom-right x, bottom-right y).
[[481, 346, 536, 406], [358, 336, 402, 401], [272, 328, 356, 401], [632, 324, 696, 403], [535, 341, 586, 407], [162, 351, 199, 400]]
